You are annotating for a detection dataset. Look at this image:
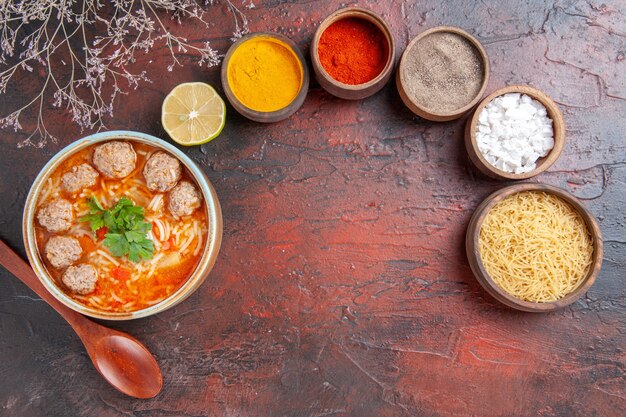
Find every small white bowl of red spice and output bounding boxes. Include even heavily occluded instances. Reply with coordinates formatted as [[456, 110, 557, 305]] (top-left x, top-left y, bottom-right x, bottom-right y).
[[22, 130, 223, 320], [311, 7, 396, 100]]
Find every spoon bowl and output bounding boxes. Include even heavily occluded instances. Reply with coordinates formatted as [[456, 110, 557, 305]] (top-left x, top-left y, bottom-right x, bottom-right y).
[[90, 333, 163, 398], [0, 238, 163, 398]]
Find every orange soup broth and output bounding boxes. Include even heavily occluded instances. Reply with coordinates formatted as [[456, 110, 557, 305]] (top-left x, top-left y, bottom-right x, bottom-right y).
[[35, 141, 208, 312]]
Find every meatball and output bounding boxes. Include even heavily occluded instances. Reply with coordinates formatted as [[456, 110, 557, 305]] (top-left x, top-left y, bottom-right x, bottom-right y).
[[168, 181, 202, 217], [61, 163, 99, 193], [92, 141, 137, 178], [37, 198, 74, 232], [143, 151, 182, 192], [62, 264, 98, 295], [45, 236, 82, 269]]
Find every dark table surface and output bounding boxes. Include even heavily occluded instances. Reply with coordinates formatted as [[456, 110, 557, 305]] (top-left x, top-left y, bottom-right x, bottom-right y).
[[1, 1, 624, 416]]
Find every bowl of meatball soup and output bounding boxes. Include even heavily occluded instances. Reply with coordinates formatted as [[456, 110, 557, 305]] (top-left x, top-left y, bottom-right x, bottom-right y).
[[23, 131, 223, 320]]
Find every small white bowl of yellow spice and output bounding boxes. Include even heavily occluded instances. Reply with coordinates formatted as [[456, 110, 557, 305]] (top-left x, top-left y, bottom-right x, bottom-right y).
[[466, 183, 603, 312], [221, 32, 309, 123]]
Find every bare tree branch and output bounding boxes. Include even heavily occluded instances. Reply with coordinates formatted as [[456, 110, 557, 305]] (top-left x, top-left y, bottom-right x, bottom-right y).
[[0, 0, 249, 148]]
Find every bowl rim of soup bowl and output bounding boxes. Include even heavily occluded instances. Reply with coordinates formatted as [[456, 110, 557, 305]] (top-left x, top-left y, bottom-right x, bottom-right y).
[[22, 130, 223, 320]]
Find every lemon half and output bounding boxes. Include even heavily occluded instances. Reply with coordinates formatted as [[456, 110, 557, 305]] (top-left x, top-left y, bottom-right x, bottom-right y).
[[162, 82, 226, 146]]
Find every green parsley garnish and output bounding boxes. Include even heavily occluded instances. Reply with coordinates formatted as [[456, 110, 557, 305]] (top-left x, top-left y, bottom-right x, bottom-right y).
[[80, 196, 155, 263]]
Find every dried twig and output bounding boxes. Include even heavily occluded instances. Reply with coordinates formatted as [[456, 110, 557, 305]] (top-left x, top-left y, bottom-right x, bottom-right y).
[[0, 0, 250, 148]]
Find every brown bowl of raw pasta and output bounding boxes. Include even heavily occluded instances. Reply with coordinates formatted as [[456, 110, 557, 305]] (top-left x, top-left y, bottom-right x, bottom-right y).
[[466, 183, 602, 312]]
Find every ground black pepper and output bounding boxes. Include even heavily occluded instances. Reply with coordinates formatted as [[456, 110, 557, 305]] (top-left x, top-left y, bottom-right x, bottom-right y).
[[401, 32, 484, 113]]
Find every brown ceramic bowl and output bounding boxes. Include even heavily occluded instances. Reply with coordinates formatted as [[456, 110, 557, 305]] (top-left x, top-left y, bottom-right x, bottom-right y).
[[465, 85, 566, 180], [397, 26, 489, 121], [311, 7, 395, 100], [221, 32, 309, 123], [23, 131, 223, 320], [466, 183, 603, 312]]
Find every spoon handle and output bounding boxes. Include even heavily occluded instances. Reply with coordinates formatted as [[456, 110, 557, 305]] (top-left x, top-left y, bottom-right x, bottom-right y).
[[0, 239, 86, 328], [1, 239, 164, 399]]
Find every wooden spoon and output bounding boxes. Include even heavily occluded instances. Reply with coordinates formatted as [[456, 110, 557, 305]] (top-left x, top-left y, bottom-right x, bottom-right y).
[[0, 239, 163, 398]]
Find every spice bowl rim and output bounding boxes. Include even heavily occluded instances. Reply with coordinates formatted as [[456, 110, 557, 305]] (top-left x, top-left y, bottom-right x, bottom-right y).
[[22, 130, 223, 320], [464, 85, 566, 180], [310, 7, 396, 100], [221, 31, 309, 123], [396, 25, 490, 121], [465, 183, 603, 312]]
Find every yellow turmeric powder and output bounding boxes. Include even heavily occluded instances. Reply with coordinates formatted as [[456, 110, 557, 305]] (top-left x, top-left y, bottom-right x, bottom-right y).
[[227, 36, 303, 112]]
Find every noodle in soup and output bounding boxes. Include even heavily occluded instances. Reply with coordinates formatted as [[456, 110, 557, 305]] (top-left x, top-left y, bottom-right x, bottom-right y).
[[34, 140, 208, 312]]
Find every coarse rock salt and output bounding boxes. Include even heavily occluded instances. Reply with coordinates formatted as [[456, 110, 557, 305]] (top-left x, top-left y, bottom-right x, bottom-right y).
[[476, 93, 554, 174]]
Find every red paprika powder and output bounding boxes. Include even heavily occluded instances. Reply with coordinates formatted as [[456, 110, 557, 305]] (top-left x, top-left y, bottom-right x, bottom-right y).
[[318, 17, 388, 85]]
